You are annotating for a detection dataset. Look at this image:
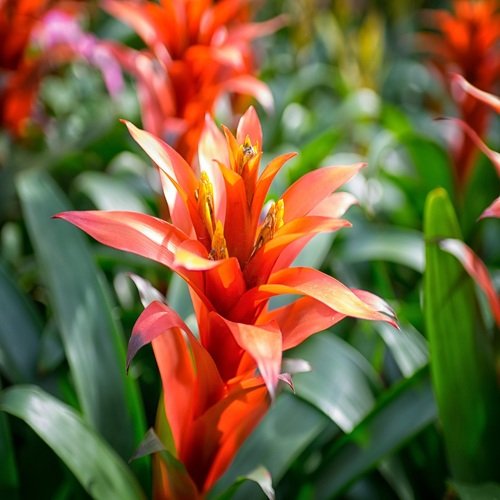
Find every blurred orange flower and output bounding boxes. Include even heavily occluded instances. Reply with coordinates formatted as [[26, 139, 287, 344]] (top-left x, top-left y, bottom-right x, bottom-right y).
[[439, 77, 500, 330], [56, 108, 396, 497], [103, 0, 282, 162], [419, 0, 500, 187], [0, 0, 122, 136], [1, 0, 58, 134]]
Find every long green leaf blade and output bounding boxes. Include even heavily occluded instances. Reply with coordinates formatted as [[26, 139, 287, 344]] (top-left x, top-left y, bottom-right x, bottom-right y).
[[0, 379, 18, 497], [0, 385, 144, 500], [312, 367, 436, 499], [423, 188, 500, 482], [0, 259, 41, 383], [290, 333, 380, 432], [16, 171, 146, 461], [340, 227, 425, 272]]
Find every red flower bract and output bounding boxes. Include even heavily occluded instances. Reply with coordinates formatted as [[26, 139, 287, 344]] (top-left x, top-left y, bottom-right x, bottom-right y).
[[55, 107, 397, 497], [102, 0, 283, 162], [438, 79, 500, 332], [0, 0, 69, 135], [0, 0, 122, 136], [419, 0, 500, 187]]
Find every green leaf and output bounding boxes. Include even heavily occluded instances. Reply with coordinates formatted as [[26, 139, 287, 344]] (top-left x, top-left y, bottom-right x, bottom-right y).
[[16, 171, 146, 463], [286, 127, 342, 183], [167, 272, 194, 321], [217, 466, 275, 500], [423, 188, 500, 483], [312, 367, 436, 499], [451, 481, 500, 500], [0, 385, 144, 500], [74, 172, 151, 213], [37, 321, 65, 374], [378, 456, 415, 500], [129, 428, 166, 462], [399, 133, 455, 198], [340, 226, 424, 272], [292, 233, 336, 270], [0, 259, 41, 383], [290, 333, 380, 432], [375, 322, 428, 378], [0, 379, 18, 497]]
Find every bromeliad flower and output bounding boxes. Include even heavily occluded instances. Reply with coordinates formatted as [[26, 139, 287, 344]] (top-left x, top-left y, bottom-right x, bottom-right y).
[[438, 79, 499, 330], [55, 107, 396, 496], [102, 0, 282, 162], [448, 74, 500, 176], [418, 0, 500, 187], [0, 0, 70, 135], [0, 1, 122, 136]]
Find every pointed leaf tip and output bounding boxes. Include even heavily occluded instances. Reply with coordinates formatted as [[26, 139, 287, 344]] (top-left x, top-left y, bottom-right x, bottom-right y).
[[129, 428, 166, 463], [245, 466, 275, 500]]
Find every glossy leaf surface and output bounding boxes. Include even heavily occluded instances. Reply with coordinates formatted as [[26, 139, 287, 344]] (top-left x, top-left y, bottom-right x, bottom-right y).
[[0, 385, 144, 500], [424, 188, 500, 483], [17, 171, 147, 462]]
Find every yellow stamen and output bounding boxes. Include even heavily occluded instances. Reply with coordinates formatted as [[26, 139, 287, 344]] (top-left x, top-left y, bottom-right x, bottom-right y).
[[252, 199, 285, 255], [209, 220, 229, 260], [196, 171, 215, 238], [237, 136, 258, 174]]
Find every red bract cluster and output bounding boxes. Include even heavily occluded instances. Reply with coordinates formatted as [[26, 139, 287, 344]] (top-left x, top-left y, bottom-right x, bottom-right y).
[[56, 108, 397, 497], [0, 0, 71, 134], [419, 0, 500, 187], [103, 0, 282, 162], [0, 0, 122, 136], [439, 78, 500, 331]]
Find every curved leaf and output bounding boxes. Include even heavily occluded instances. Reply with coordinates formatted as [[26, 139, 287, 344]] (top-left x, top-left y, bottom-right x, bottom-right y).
[[0, 386, 144, 500], [375, 322, 428, 378], [75, 171, 151, 213], [340, 226, 424, 272], [217, 466, 274, 500], [312, 368, 436, 499], [0, 379, 18, 497], [0, 259, 41, 383], [424, 188, 500, 483], [289, 333, 380, 432], [16, 171, 146, 463]]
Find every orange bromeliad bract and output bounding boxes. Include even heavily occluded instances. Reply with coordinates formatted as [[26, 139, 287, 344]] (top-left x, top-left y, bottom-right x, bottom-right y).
[[0, 0, 123, 137], [0, 0, 82, 135], [419, 0, 500, 187], [102, 0, 282, 163], [55, 108, 397, 498], [439, 78, 500, 332]]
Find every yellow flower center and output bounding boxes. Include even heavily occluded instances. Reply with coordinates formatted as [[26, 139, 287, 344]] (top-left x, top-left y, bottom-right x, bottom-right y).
[[237, 136, 258, 175], [195, 171, 216, 238], [252, 199, 285, 255], [209, 220, 229, 260]]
